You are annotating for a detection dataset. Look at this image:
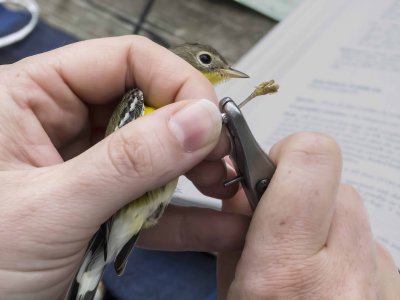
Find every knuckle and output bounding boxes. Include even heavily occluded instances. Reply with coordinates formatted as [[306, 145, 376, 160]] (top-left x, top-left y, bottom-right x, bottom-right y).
[[375, 241, 396, 266], [290, 132, 340, 155], [286, 132, 342, 165], [338, 183, 364, 211], [230, 278, 269, 299], [339, 183, 359, 196], [233, 257, 327, 299], [132, 34, 151, 44], [120, 34, 151, 46], [232, 273, 296, 299], [337, 183, 372, 233], [107, 129, 156, 179]]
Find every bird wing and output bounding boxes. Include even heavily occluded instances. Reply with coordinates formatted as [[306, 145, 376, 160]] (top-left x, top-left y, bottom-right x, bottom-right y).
[[114, 232, 140, 276], [66, 222, 110, 300]]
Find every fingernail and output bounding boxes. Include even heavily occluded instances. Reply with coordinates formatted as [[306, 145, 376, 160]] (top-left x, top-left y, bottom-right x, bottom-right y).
[[169, 99, 221, 152]]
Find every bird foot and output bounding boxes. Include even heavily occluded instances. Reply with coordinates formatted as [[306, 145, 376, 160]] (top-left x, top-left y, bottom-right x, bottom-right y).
[[238, 80, 279, 108]]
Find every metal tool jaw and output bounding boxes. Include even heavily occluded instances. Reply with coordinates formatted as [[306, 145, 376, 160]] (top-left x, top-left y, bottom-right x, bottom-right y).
[[220, 97, 276, 210]]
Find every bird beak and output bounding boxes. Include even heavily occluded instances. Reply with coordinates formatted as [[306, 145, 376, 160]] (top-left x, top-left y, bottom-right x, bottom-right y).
[[222, 67, 250, 79]]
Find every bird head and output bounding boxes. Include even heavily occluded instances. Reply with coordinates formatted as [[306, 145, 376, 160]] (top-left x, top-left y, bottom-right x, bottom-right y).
[[170, 43, 249, 85]]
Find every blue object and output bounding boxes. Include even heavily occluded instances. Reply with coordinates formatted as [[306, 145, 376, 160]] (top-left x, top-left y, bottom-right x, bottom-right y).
[[205, 290, 217, 300], [0, 4, 77, 64], [0, 5, 31, 37], [103, 249, 217, 299]]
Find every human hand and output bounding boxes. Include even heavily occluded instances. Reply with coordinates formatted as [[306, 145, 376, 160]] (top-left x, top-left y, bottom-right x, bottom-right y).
[[218, 133, 400, 299], [0, 36, 248, 299]]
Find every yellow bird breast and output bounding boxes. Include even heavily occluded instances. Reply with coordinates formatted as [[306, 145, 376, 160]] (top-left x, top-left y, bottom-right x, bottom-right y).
[[144, 106, 155, 115]]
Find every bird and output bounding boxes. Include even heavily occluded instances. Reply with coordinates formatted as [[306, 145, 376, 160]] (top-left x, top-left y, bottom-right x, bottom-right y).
[[66, 42, 249, 300]]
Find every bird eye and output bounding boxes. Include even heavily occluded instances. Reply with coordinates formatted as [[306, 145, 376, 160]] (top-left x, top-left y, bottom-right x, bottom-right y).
[[198, 53, 212, 64]]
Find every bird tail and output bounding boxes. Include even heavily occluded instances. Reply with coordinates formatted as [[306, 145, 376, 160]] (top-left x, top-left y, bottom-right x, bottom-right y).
[[66, 228, 108, 300]]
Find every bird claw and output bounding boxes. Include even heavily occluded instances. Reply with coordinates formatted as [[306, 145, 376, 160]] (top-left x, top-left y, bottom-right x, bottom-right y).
[[254, 80, 279, 96], [238, 79, 279, 108]]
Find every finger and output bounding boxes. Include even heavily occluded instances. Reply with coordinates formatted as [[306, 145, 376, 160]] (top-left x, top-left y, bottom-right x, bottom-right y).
[[45, 99, 222, 225], [326, 184, 374, 253], [206, 127, 231, 161], [186, 159, 227, 188], [375, 242, 400, 298], [247, 132, 342, 256], [187, 159, 239, 200], [222, 188, 252, 216], [198, 182, 239, 200], [136, 205, 250, 252], [325, 184, 377, 284], [3, 36, 233, 155], [12, 36, 216, 107], [375, 242, 398, 274], [327, 186, 400, 297], [220, 157, 252, 215]]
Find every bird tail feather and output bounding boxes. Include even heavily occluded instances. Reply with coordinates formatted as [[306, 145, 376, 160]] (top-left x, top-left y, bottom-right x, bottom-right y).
[[66, 229, 107, 300]]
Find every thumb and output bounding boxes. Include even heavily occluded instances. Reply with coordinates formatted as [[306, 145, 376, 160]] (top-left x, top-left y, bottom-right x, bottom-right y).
[[55, 99, 222, 224]]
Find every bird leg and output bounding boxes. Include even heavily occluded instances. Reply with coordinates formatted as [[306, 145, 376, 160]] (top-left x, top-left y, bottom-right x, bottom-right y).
[[238, 80, 279, 108]]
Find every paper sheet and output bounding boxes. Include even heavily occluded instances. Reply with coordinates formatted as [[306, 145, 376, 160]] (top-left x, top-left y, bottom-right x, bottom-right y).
[[234, 0, 303, 21], [174, 0, 400, 266]]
